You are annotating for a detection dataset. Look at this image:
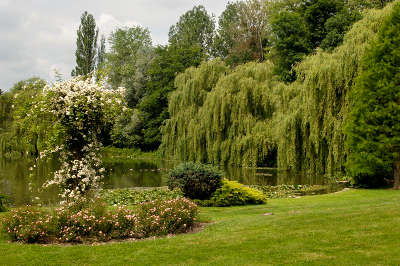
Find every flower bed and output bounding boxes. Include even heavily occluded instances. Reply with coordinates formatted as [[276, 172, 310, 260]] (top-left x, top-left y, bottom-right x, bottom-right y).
[[1, 198, 197, 244]]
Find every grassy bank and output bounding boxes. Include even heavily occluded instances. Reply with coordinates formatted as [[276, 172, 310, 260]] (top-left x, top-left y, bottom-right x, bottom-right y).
[[101, 147, 159, 162], [1, 189, 400, 265]]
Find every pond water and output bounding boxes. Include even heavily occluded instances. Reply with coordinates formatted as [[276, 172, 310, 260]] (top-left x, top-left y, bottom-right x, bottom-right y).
[[0, 156, 331, 206]]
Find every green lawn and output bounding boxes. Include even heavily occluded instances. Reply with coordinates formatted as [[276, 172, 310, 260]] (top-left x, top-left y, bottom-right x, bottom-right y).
[[1, 189, 399, 265]]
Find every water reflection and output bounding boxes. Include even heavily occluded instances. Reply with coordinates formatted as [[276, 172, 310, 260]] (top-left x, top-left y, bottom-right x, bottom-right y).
[[0, 156, 331, 206], [103, 159, 164, 188]]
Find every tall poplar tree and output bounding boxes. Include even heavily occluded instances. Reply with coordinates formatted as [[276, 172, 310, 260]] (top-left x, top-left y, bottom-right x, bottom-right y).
[[71, 11, 99, 77], [346, 3, 400, 188]]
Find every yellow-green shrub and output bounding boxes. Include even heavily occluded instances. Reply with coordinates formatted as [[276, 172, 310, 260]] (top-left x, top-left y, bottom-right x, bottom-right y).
[[200, 179, 267, 207]]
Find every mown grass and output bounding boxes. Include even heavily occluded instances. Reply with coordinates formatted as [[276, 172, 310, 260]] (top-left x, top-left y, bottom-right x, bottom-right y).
[[1, 189, 399, 265]]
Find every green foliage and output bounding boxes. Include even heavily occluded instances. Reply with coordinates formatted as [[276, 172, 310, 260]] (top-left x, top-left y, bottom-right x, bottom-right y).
[[106, 26, 154, 107], [71, 11, 98, 77], [275, 3, 394, 177], [100, 187, 183, 206], [97, 35, 106, 69], [301, 0, 345, 47], [0, 92, 14, 156], [95, 35, 106, 81], [0, 91, 12, 130], [348, 0, 394, 9], [138, 44, 204, 150], [161, 59, 277, 166], [320, 10, 362, 51], [130, 5, 214, 151], [0, 78, 50, 158], [161, 3, 395, 179], [213, 0, 270, 65], [167, 162, 223, 200], [168, 5, 215, 55], [212, 1, 241, 59], [110, 108, 144, 148], [1, 198, 198, 243], [345, 3, 400, 187], [270, 11, 311, 82], [0, 194, 6, 212], [198, 179, 266, 207], [269, 0, 366, 82]]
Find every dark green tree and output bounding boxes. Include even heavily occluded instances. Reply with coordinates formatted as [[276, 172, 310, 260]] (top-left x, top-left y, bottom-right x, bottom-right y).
[[138, 44, 204, 150], [270, 0, 363, 82], [168, 5, 215, 55], [346, 3, 400, 188], [320, 10, 361, 50], [301, 0, 344, 47], [71, 11, 99, 77], [270, 11, 311, 82]]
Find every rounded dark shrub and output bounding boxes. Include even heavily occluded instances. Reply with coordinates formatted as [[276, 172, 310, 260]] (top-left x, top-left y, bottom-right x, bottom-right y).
[[167, 162, 223, 200]]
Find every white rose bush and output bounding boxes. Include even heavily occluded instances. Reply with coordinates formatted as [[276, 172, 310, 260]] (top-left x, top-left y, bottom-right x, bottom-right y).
[[1, 76, 198, 244], [39, 77, 125, 203]]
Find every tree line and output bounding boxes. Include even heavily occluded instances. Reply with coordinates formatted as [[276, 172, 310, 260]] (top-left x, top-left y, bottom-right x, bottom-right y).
[[67, 0, 391, 151], [161, 1, 400, 188], [0, 0, 398, 188]]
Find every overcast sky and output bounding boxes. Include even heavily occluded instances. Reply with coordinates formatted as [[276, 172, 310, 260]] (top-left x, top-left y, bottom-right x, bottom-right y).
[[0, 0, 229, 90]]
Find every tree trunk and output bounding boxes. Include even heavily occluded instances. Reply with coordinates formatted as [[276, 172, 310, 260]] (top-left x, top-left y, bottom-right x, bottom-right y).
[[394, 160, 400, 190]]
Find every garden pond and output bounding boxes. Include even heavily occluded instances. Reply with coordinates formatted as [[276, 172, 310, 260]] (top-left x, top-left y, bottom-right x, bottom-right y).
[[0, 155, 337, 206]]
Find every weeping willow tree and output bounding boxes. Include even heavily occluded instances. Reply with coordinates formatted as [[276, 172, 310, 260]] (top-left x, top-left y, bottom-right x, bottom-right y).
[[0, 93, 12, 129], [0, 78, 48, 158], [0, 92, 13, 155], [275, 3, 395, 176], [161, 59, 279, 166], [161, 3, 395, 173], [160, 59, 229, 163], [198, 61, 278, 166]]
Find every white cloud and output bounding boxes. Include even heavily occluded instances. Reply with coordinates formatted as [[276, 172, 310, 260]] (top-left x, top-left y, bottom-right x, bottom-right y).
[[49, 63, 70, 81], [97, 13, 140, 37], [0, 0, 229, 91], [0, 0, 10, 7]]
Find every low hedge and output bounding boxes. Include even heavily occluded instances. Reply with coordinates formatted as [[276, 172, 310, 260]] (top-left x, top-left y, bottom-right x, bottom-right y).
[[1, 198, 198, 244]]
